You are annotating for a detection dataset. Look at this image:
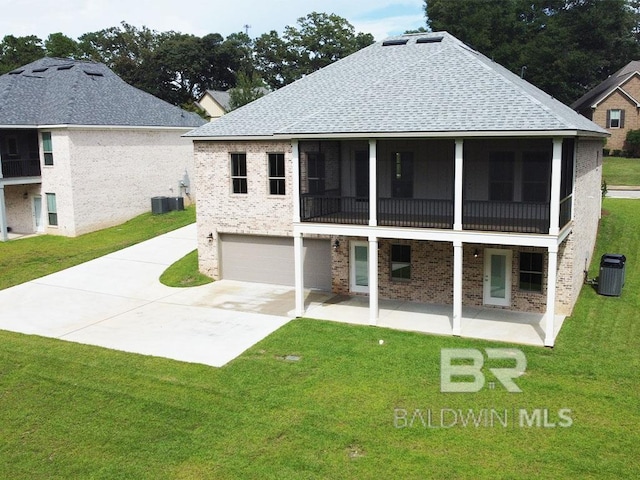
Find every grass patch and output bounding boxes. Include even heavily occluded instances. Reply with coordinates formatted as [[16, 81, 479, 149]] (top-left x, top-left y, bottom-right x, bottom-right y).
[[0, 207, 195, 290], [602, 156, 640, 185], [0, 199, 638, 478], [160, 249, 213, 287]]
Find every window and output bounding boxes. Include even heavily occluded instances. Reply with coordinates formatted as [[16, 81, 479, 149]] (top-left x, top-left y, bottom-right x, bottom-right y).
[[307, 153, 325, 194], [231, 153, 247, 194], [489, 152, 515, 201], [268, 153, 285, 195], [46, 193, 58, 226], [522, 152, 550, 203], [607, 109, 624, 129], [355, 150, 369, 198], [391, 244, 411, 280], [392, 152, 413, 198], [6, 136, 18, 157], [520, 252, 543, 292], [42, 132, 53, 166]]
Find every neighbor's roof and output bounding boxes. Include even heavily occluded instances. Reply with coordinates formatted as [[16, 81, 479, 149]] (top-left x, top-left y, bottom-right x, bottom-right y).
[[0, 57, 205, 128], [203, 90, 231, 111], [571, 60, 640, 112], [186, 32, 607, 139]]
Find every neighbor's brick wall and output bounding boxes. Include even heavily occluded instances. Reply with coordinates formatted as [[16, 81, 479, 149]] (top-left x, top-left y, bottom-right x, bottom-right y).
[[592, 77, 640, 151], [331, 238, 547, 313], [194, 140, 294, 278], [66, 128, 196, 236], [555, 139, 603, 315]]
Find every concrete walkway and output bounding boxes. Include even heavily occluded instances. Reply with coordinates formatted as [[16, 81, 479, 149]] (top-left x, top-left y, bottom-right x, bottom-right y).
[[0, 224, 291, 367]]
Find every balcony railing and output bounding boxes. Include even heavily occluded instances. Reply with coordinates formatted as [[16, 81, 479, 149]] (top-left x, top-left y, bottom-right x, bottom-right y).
[[378, 198, 453, 228], [463, 201, 550, 233], [559, 195, 572, 229], [301, 195, 369, 225], [1, 159, 41, 178]]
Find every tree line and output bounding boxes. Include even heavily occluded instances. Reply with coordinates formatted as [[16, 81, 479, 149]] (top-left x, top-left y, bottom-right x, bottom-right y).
[[0, 12, 374, 112], [2, 2, 640, 111]]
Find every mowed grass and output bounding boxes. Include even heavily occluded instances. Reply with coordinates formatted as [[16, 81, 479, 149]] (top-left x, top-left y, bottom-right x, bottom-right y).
[[602, 156, 640, 185], [160, 249, 213, 287], [0, 199, 638, 479], [0, 207, 195, 290]]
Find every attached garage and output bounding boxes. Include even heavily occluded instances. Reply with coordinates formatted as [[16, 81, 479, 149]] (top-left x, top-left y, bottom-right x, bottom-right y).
[[219, 234, 332, 290]]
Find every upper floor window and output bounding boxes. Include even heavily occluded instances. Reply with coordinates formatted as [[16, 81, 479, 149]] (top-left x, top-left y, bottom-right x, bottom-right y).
[[231, 153, 247, 194], [42, 132, 53, 166], [307, 153, 325, 194], [522, 152, 550, 203], [607, 109, 624, 129], [489, 152, 515, 201], [6, 136, 19, 157], [392, 152, 413, 198], [268, 153, 285, 195]]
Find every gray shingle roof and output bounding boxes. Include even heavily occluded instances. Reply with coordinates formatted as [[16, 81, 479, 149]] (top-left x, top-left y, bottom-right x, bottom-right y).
[[571, 60, 640, 112], [0, 57, 205, 128], [186, 32, 606, 138]]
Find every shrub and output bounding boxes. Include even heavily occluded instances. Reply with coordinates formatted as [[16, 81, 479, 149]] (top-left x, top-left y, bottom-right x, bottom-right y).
[[623, 129, 640, 157], [612, 149, 623, 157], [603, 148, 611, 156]]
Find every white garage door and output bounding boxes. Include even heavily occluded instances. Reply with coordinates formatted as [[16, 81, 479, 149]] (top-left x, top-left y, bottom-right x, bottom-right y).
[[220, 234, 332, 290]]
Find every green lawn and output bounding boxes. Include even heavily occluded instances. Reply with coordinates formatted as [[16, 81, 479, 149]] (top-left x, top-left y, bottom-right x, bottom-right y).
[[603, 156, 640, 185], [0, 199, 638, 479], [0, 207, 196, 290], [160, 249, 213, 287]]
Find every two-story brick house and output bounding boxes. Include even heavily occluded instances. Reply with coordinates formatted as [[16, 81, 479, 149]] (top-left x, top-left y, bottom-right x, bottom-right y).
[[572, 60, 640, 152], [0, 57, 205, 240], [187, 32, 607, 347]]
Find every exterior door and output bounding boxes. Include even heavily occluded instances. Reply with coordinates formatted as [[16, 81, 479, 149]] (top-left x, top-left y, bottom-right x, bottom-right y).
[[350, 241, 369, 293], [33, 196, 43, 232], [483, 248, 512, 307]]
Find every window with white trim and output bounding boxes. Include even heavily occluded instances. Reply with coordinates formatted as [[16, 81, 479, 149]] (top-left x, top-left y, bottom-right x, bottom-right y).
[[42, 132, 53, 166], [231, 153, 247, 194], [46, 193, 58, 226], [268, 153, 285, 195], [519, 252, 543, 292]]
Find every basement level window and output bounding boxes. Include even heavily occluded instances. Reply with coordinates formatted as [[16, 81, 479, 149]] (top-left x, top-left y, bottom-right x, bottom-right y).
[[417, 36, 444, 44], [84, 70, 104, 77], [382, 39, 409, 46], [57, 64, 74, 70]]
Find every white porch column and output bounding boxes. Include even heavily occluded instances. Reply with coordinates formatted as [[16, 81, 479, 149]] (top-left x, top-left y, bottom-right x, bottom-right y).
[[369, 139, 377, 227], [294, 232, 305, 317], [0, 184, 8, 242], [369, 235, 379, 326], [454, 139, 464, 231], [292, 139, 301, 223], [452, 240, 463, 335], [549, 138, 563, 235], [545, 245, 559, 347]]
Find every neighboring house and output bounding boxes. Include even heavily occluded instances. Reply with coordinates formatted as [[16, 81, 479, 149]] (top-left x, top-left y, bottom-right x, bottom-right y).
[[572, 60, 640, 152], [0, 57, 205, 240], [186, 32, 608, 347], [197, 90, 231, 119]]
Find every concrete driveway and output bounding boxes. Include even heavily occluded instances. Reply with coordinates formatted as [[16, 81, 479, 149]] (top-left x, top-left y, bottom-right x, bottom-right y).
[[0, 224, 293, 367]]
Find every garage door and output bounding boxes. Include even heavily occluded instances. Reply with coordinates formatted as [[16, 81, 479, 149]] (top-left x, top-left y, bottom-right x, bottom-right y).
[[220, 234, 331, 290]]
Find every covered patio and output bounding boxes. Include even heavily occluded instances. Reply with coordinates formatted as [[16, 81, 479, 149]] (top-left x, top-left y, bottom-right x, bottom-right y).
[[300, 291, 566, 347]]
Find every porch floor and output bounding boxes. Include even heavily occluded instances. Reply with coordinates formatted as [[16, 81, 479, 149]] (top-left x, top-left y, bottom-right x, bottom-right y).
[[301, 292, 566, 347]]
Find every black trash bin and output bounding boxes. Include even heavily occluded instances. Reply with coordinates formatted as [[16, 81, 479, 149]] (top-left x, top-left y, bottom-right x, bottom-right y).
[[151, 196, 169, 214], [598, 254, 626, 296]]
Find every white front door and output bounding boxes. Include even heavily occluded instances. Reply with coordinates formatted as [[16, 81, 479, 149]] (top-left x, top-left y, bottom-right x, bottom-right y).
[[350, 241, 369, 293], [483, 248, 512, 307], [33, 196, 43, 233]]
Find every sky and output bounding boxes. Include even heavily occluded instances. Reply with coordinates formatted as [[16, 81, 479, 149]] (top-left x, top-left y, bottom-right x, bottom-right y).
[[0, 0, 426, 42]]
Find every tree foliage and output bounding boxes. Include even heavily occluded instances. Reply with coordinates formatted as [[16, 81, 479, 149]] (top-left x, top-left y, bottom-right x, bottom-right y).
[[425, 0, 640, 104], [229, 71, 267, 110], [0, 35, 45, 74]]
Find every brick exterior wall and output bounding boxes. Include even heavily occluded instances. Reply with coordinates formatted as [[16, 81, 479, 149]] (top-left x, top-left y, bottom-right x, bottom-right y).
[[591, 76, 640, 151], [3, 184, 42, 233], [555, 139, 603, 315], [194, 140, 294, 278]]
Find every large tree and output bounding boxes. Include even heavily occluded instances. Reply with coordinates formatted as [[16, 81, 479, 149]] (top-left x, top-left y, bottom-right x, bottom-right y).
[[0, 35, 45, 74], [425, 0, 640, 104], [255, 12, 374, 89]]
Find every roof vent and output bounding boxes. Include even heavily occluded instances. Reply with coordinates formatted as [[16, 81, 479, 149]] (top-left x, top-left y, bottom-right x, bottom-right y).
[[84, 70, 104, 77], [8, 69, 24, 75], [32, 67, 48, 73], [382, 39, 409, 47], [57, 64, 74, 70], [417, 36, 444, 44]]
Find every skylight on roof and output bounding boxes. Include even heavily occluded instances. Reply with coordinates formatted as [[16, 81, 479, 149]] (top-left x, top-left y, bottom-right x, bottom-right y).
[[382, 39, 409, 46], [417, 36, 444, 44]]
